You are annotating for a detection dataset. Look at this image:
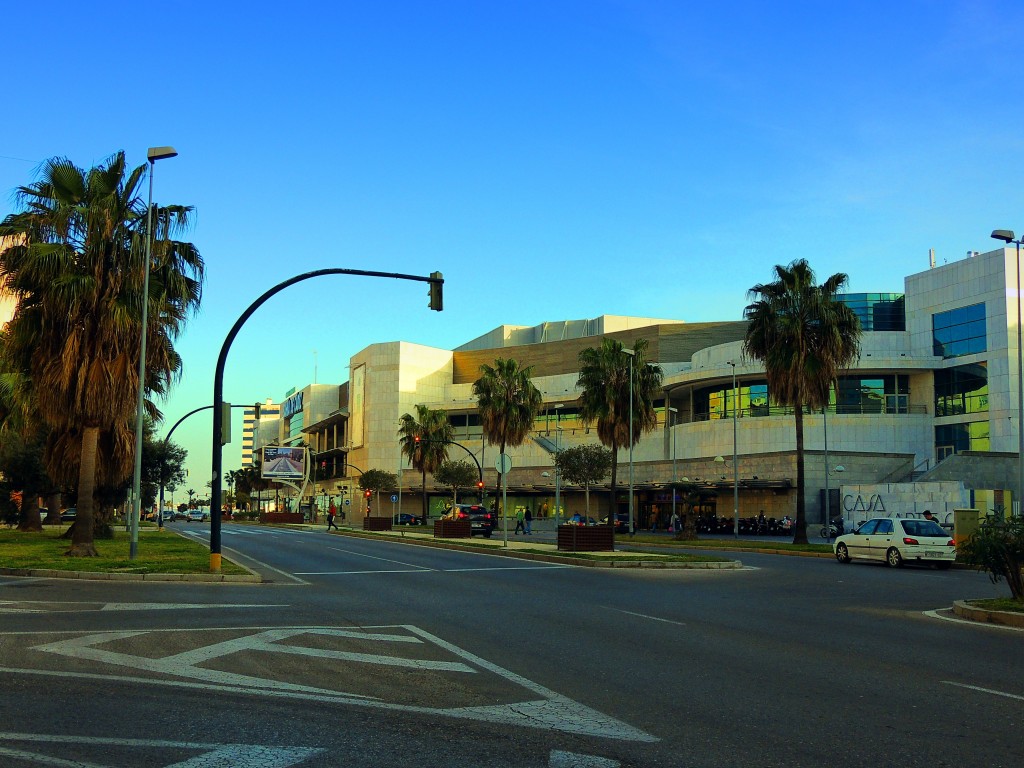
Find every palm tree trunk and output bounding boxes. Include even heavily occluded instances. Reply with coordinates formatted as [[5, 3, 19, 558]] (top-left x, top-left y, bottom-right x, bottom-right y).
[[68, 425, 100, 557], [607, 438, 618, 526], [792, 404, 808, 544], [17, 488, 42, 532], [421, 467, 428, 522]]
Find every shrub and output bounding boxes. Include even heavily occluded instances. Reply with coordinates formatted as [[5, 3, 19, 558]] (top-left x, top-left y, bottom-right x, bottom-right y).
[[958, 515, 1024, 602]]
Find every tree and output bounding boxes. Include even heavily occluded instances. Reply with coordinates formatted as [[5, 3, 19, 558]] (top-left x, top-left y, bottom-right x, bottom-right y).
[[473, 358, 542, 490], [743, 259, 861, 544], [434, 460, 478, 506], [576, 338, 663, 524], [669, 480, 706, 540], [398, 405, 452, 521], [555, 444, 612, 516], [0, 152, 203, 556], [958, 515, 1024, 602], [187, 488, 196, 508], [359, 469, 397, 517]]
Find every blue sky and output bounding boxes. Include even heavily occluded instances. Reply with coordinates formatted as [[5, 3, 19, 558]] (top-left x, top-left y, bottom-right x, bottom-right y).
[[2, 0, 1023, 494]]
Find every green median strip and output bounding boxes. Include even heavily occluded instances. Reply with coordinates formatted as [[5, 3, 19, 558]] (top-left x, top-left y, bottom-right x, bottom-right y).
[[0, 528, 249, 575]]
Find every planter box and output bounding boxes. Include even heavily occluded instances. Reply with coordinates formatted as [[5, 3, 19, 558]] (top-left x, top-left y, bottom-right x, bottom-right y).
[[557, 524, 614, 552], [363, 517, 393, 532], [434, 519, 472, 539], [261, 512, 305, 524]]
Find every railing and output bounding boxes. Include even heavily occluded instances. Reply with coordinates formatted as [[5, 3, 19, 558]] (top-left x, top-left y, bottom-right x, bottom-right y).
[[691, 403, 927, 421]]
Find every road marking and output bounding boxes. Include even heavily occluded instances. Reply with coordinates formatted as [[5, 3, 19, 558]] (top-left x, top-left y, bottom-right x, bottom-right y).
[[325, 546, 434, 570], [0, 733, 322, 767], [942, 681, 1024, 701], [2, 624, 656, 742], [443, 565, 571, 572], [550, 751, 620, 767], [295, 564, 569, 575], [0, 601, 286, 615], [924, 609, 1024, 632], [605, 607, 686, 627], [294, 569, 429, 575]]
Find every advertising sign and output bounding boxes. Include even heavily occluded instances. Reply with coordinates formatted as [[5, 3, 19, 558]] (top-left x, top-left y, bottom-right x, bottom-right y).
[[261, 446, 306, 480]]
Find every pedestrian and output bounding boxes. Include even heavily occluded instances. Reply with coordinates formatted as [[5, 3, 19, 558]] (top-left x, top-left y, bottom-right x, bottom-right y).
[[524, 507, 533, 535], [923, 509, 938, 524], [327, 501, 339, 531], [670, 510, 680, 533], [514, 507, 525, 534]]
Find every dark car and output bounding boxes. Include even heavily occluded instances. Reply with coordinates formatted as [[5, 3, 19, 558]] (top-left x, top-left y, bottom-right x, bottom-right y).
[[600, 513, 630, 533], [60, 508, 77, 522], [447, 504, 497, 538], [393, 513, 424, 526]]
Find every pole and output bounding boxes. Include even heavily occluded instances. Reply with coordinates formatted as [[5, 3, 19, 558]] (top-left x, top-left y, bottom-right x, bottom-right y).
[[730, 361, 739, 538], [554, 404, 563, 527], [824, 404, 831, 543], [669, 407, 678, 525], [628, 352, 635, 536], [1017, 240, 1023, 517]]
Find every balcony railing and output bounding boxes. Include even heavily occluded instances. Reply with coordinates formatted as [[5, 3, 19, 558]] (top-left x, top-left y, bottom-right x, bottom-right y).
[[692, 403, 927, 421]]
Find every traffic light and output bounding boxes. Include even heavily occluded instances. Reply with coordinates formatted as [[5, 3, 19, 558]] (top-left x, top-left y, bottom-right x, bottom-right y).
[[364, 489, 372, 499], [253, 402, 261, 420], [428, 271, 443, 311], [476, 480, 484, 490]]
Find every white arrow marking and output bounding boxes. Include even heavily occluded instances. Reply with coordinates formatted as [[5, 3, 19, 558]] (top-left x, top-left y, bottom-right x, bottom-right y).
[[550, 751, 621, 767]]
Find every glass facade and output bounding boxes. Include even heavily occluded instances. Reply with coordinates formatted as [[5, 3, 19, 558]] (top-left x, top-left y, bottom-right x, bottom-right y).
[[933, 303, 986, 358], [935, 363, 988, 417], [838, 293, 906, 331], [835, 375, 909, 414], [695, 381, 769, 419], [935, 421, 989, 459]]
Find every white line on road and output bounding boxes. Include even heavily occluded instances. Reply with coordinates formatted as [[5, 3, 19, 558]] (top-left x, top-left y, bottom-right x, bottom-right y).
[[325, 546, 434, 570], [604, 607, 686, 627], [550, 750, 620, 767], [942, 681, 1024, 701]]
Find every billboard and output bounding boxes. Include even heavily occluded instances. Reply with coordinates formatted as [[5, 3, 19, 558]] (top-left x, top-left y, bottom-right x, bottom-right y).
[[261, 446, 306, 480]]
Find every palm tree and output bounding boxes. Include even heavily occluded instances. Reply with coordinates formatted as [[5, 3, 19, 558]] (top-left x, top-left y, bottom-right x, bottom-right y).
[[0, 152, 203, 556], [398, 404, 453, 521], [743, 259, 861, 544], [576, 338, 663, 524], [473, 358, 542, 490]]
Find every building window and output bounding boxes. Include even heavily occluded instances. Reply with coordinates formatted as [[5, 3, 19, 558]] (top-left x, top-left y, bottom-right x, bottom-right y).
[[838, 293, 906, 332], [933, 303, 986, 359], [835, 375, 909, 414], [935, 421, 989, 460], [935, 363, 988, 417], [695, 382, 769, 419]]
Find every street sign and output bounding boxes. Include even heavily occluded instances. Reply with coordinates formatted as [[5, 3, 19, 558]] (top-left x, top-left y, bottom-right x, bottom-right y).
[[390, 494, 398, 503], [344, 499, 351, 506], [495, 453, 512, 474]]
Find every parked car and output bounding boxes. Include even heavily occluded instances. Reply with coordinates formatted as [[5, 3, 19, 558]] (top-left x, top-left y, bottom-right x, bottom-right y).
[[60, 508, 77, 522], [393, 513, 423, 526], [833, 517, 956, 569], [444, 504, 497, 538], [187, 509, 209, 523], [600, 513, 630, 533]]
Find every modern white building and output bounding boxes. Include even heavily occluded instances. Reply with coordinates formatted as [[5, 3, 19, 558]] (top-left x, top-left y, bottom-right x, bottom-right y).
[[255, 247, 1021, 528]]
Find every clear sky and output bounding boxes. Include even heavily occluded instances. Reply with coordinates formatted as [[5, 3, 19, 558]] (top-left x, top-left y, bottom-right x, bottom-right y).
[[2, 0, 1022, 496]]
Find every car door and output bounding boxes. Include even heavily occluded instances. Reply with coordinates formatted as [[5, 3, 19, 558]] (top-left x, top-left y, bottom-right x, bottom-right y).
[[866, 518, 895, 561], [846, 519, 877, 558]]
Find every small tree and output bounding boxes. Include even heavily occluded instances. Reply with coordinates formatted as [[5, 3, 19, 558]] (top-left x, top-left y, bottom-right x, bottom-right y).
[[670, 480, 706, 540], [434, 460, 478, 506], [555, 444, 612, 516], [359, 469, 397, 517], [958, 516, 1024, 602]]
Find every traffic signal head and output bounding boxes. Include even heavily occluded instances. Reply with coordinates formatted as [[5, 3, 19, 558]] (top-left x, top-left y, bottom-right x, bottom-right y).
[[476, 480, 484, 489], [428, 271, 443, 311], [253, 402, 261, 420], [364, 489, 372, 498]]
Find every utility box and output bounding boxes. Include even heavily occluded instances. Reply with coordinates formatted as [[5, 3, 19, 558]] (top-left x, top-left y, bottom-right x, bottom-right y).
[[953, 508, 981, 547]]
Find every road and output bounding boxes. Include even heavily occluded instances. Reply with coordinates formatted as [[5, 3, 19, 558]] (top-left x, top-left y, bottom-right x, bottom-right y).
[[0, 523, 1020, 767]]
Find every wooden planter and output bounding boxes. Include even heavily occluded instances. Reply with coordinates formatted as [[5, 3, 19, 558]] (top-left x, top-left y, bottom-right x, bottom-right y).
[[363, 517, 393, 532], [434, 519, 472, 539], [260, 512, 305, 524], [557, 524, 615, 552]]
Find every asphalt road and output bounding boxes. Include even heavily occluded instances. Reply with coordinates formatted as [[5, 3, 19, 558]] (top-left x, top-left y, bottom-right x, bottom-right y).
[[0, 523, 1020, 767]]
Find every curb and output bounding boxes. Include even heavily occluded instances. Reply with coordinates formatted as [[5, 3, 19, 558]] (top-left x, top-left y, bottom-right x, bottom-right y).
[[953, 600, 1024, 629], [0, 567, 261, 582], [334, 530, 742, 569]]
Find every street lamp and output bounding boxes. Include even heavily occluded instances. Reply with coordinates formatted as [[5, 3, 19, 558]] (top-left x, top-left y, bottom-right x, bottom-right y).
[[554, 403, 564, 526], [992, 229, 1023, 515], [130, 145, 178, 560], [726, 361, 739, 537], [623, 347, 636, 536]]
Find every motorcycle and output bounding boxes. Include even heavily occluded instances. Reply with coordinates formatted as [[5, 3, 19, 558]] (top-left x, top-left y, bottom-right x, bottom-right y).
[[819, 516, 845, 539]]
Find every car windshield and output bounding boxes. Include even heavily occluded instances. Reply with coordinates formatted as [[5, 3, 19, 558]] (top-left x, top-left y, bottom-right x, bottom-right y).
[[901, 520, 948, 537]]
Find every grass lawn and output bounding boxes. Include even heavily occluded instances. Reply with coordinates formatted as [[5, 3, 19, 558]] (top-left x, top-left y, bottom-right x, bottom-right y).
[[0, 527, 249, 575], [628, 535, 834, 554], [969, 597, 1024, 613]]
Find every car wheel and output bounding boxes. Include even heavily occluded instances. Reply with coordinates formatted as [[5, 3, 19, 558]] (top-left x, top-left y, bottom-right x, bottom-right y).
[[935, 561, 952, 570], [886, 547, 904, 568], [835, 543, 851, 563]]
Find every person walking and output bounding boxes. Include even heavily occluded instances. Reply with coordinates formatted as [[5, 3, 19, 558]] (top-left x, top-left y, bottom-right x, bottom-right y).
[[327, 501, 339, 531], [524, 507, 533, 535], [514, 507, 525, 535], [670, 510, 680, 534]]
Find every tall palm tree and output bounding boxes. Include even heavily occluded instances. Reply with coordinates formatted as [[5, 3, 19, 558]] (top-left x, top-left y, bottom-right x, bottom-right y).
[[398, 404, 452, 521], [743, 259, 861, 544], [577, 338, 663, 524], [473, 358, 543, 491], [0, 152, 203, 556]]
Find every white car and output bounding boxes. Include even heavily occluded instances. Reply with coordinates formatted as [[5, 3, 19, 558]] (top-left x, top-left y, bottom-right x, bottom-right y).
[[186, 509, 209, 523], [833, 517, 956, 569]]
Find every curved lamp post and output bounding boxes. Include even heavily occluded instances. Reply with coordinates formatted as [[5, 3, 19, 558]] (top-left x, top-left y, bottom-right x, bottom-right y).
[[992, 229, 1023, 514]]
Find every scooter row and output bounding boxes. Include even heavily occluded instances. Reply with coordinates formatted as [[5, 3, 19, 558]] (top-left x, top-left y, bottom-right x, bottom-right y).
[[696, 514, 795, 536]]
